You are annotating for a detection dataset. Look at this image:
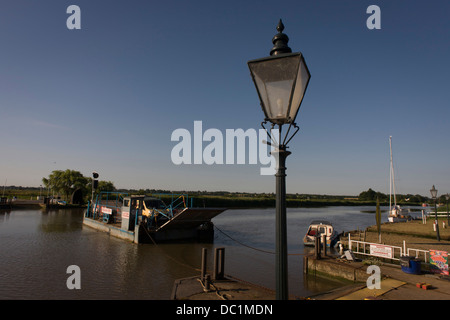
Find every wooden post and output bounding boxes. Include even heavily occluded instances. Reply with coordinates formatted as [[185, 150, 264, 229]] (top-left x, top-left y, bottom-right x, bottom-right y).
[[201, 248, 207, 282], [214, 247, 225, 280], [315, 236, 321, 259], [322, 234, 327, 257], [204, 274, 211, 291]]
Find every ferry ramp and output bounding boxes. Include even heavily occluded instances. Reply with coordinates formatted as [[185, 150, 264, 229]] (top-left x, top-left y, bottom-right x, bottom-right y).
[[156, 208, 226, 231]]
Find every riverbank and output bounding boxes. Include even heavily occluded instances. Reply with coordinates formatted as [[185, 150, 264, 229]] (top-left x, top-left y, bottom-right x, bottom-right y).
[[350, 217, 450, 251]]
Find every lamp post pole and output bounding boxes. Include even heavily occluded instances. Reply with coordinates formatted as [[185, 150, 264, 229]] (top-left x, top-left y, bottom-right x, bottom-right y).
[[446, 194, 449, 226], [274, 146, 290, 300], [430, 185, 440, 242], [435, 198, 440, 242]]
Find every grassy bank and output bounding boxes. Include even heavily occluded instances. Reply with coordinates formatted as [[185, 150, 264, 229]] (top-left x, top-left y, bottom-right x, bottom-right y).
[[366, 218, 450, 241], [188, 195, 411, 209], [355, 218, 450, 254]]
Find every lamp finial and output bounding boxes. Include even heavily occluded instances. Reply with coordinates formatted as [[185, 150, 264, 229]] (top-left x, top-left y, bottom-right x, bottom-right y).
[[270, 19, 292, 56]]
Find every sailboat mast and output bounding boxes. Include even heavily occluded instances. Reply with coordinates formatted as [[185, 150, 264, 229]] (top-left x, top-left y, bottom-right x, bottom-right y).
[[389, 136, 392, 211], [389, 136, 397, 208]]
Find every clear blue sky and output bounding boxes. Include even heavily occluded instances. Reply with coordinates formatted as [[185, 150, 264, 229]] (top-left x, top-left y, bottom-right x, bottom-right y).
[[1, 0, 449, 196]]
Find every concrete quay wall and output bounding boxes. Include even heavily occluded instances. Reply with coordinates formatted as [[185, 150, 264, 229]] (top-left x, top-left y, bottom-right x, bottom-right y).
[[304, 255, 369, 282], [82, 217, 136, 242]]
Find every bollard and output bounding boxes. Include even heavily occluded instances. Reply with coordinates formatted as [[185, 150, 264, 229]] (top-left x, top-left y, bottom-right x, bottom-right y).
[[314, 237, 318, 259], [204, 274, 211, 291], [201, 248, 207, 282], [213, 247, 225, 280], [314, 236, 321, 259]]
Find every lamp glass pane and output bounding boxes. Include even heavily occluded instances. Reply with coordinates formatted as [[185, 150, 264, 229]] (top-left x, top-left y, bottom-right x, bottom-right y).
[[265, 80, 292, 120], [289, 57, 310, 122], [430, 186, 437, 198], [249, 55, 300, 123]]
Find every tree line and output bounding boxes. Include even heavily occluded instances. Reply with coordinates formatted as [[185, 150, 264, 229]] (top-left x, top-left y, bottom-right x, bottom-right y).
[[358, 188, 432, 203], [42, 169, 115, 203], [6, 170, 446, 206]]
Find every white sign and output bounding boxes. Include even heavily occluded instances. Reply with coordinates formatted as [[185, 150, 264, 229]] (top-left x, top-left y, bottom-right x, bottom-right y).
[[101, 206, 112, 215], [370, 244, 393, 259]]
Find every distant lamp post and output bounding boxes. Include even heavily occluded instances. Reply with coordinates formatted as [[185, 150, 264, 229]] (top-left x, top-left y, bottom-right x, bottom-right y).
[[248, 19, 311, 300], [446, 193, 449, 225], [430, 185, 440, 241]]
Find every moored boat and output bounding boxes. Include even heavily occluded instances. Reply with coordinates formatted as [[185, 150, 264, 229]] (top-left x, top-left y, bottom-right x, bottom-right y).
[[303, 220, 339, 247], [388, 205, 411, 223], [387, 136, 411, 223], [83, 192, 225, 243]]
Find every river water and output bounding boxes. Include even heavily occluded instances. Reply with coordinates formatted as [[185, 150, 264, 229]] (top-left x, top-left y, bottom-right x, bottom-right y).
[[0, 205, 424, 299]]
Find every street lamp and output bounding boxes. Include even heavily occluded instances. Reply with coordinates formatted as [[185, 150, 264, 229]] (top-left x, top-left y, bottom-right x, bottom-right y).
[[446, 193, 449, 226], [430, 185, 440, 241], [248, 19, 311, 300]]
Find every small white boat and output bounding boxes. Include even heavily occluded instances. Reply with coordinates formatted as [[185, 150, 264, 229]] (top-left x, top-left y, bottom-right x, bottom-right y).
[[388, 205, 411, 223], [303, 220, 339, 247]]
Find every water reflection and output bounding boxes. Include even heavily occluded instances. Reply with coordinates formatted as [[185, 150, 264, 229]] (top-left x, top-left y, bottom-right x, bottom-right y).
[[39, 208, 84, 233]]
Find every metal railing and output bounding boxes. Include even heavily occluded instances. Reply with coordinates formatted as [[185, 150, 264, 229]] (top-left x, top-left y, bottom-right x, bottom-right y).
[[152, 193, 193, 208], [348, 235, 403, 261], [347, 234, 430, 264], [150, 193, 193, 220], [406, 248, 429, 262], [85, 191, 128, 223]]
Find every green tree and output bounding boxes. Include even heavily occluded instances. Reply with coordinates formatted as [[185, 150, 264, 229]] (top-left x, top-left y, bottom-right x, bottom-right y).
[[97, 181, 116, 193], [359, 188, 377, 201], [42, 169, 89, 201], [359, 188, 387, 202]]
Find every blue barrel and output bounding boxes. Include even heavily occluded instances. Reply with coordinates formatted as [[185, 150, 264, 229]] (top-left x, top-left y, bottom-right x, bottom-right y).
[[400, 256, 421, 274]]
